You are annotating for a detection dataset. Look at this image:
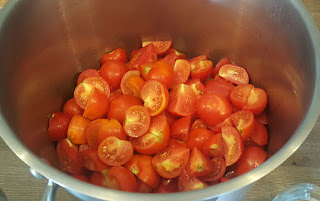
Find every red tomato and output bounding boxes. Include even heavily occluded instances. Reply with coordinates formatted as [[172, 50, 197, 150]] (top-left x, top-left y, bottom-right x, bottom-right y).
[[200, 157, 226, 182], [186, 78, 206, 99], [186, 147, 214, 177], [102, 166, 137, 192], [109, 89, 123, 102], [56, 138, 84, 174], [142, 41, 172, 55], [90, 172, 105, 187], [172, 59, 191, 87], [154, 178, 178, 193], [221, 126, 244, 166], [189, 55, 207, 63], [79, 148, 109, 171], [72, 174, 89, 183], [67, 115, 91, 145], [141, 63, 154, 80], [147, 61, 174, 89], [63, 98, 84, 116], [190, 59, 213, 81], [168, 139, 188, 148], [178, 169, 208, 192], [48, 112, 72, 142], [100, 60, 127, 90], [207, 116, 233, 134], [137, 178, 153, 193], [100, 48, 127, 65], [160, 110, 178, 126], [196, 93, 233, 126], [161, 48, 186, 66], [152, 146, 190, 179], [125, 75, 145, 98], [205, 78, 235, 100], [202, 133, 224, 158], [255, 111, 268, 125], [186, 128, 214, 150], [167, 84, 196, 116], [191, 119, 207, 130], [211, 57, 231, 77], [235, 146, 267, 175], [125, 154, 160, 189], [97, 136, 133, 166], [130, 115, 170, 155], [74, 77, 110, 109], [120, 70, 141, 96], [83, 89, 109, 120], [140, 80, 169, 116], [170, 116, 191, 141], [230, 110, 255, 140], [85, 119, 109, 148], [107, 94, 142, 123], [77, 69, 100, 85], [230, 84, 253, 109], [127, 44, 157, 70], [123, 105, 151, 137], [97, 119, 127, 144], [250, 122, 268, 146], [219, 64, 249, 85]]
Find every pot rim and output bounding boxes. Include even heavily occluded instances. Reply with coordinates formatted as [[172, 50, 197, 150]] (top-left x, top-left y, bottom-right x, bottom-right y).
[[0, 0, 320, 200]]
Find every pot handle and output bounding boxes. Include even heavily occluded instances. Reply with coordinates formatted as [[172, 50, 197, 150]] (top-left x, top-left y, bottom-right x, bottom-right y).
[[30, 168, 59, 201]]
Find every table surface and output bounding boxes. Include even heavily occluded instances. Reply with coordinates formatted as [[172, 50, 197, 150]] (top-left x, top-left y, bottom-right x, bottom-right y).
[[0, 0, 320, 201]]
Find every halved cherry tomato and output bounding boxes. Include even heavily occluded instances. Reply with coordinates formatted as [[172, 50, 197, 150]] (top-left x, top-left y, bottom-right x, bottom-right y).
[[211, 57, 231, 78], [100, 60, 127, 90], [130, 115, 170, 155], [152, 146, 190, 179], [77, 69, 100, 85], [168, 139, 188, 148], [126, 75, 145, 97], [186, 78, 206, 99], [102, 166, 137, 192], [97, 119, 127, 144], [56, 138, 84, 174], [123, 105, 151, 137], [125, 154, 160, 189], [142, 41, 172, 55], [85, 119, 109, 148], [161, 48, 186, 67], [48, 112, 72, 142], [127, 44, 157, 70], [202, 133, 224, 158], [74, 77, 110, 109], [189, 55, 207, 63], [140, 80, 169, 116], [205, 78, 235, 100], [72, 174, 89, 183], [107, 94, 142, 123], [154, 178, 178, 193], [207, 115, 233, 134], [67, 115, 91, 144], [186, 128, 214, 151], [221, 126, 244, 166], [63, 98, 84, 116], [100, 48, 127, 65], [230, 84, 253, 109], [250, 122, 268, 146], [186, 147, 214, 177], [90, 172, 105, 187], [190, 58, 213, 81], [196, 93, 233, 126], [191, 119, 207, 130], [147, 61, 174, 89], [167, 84, 196, 117], [109, 89, 123, 102], [230, 110, 255, 140], [98, 136, 133, 166], [178, 169, 208, 192], [235, 146, 267, 175], [219, 64, 249, 85], [170, 115, 191, 141], [83, 89, 109, 120], [160, 110, 178, 126], [137, 178, 153, 193], [172, 59, 191, 87], [120, 70, 141, 96], [79, 148, 109, 171], [141, 63, 154, 80], [200, 157, 226, 182], [255, 111, 268, 125]]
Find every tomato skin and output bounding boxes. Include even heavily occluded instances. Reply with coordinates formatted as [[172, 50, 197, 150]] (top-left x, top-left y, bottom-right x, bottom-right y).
[[109, 89, 123, 102], [186, 78, 206, 99], [79, 148, 109, 171], [147, 61, 174, 89], [152, 146, 190, 179], [200, 157, 226, 182], [127, 44, 157, 70], [160, 110, 178, 126], [100, 48, 127, 65], [72, 174, 89, 183], [100, 60, 127, 90], [186, 128, 214, 151], [221, 126, 244, 166], [178, 169, 208, 192], [137, 178, 153, 193], [63, 98, 84, 116], [202, 133, 224, 158], [85, 119, 109, 148], [196, 93, 233, 126], [67, 115, 91, 145], [170, 116, 191, 141], [190, 60, 213, 81], [124, 154, 160, 189], [125, 75, 145, 98], [172, 59, 191, 87], [191, 119, 207, 130], [102, 166, 137, 192], [142, 41, 172, 55], [219, 64, 249, 85], [186, 147, 214, 177], [230, 110, 255, 140], [255, 111, 268, 125], [250, 122, 268, 146], [48, 112, 72, 142], [205, 78, 235, 100], [124, 105, 151, 137], [168, 139, 188, 148], [243, 87, 268, 115], [211, 57, 231, 78], [90, 172, 105, 187], [235, 146, 267, 176], [230, 84, 254, 109], [83, 89, 109, 120], [77, 69, 100, 85], [97, 119, 127, 144], [161, 48, 186, 67], [167, 84, 196, 117], [141, 63, 154, 80], [107, 94, 142, 123], [120, 70, 141, 96], [154, 178, 178, 193]]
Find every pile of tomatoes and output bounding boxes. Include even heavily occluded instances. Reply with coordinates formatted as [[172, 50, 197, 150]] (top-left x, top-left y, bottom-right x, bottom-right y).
[[48, 40, 269, 193]]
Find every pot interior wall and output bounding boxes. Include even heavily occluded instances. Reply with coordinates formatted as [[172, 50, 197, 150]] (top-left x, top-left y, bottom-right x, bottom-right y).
[[0, 0, 316, 167]]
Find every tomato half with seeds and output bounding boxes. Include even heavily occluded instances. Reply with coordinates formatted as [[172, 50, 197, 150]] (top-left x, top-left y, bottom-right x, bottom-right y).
[[125, 75, 145, 97], [219, 64, 249, 85], [63, 98, 84, 116], [186, 128, 214, 151], [100, 48, 127, 65], [186, 147, 214, 177], [79, 148, 109, 171], [83, 89, 109, 120], [142, 41, 172, 55], [152, 146, 190, 179], [100, 60, 127, 90], [200, 157, 226, 182], [202, 133, 224, 158], [127, 44, 157, 70], [178, 169, 208, 192], [173, 59, 191, 87], [147, 61, 174, 89], [161, 48, 186, 67], [250, 122, 268, 146], [140, 80, 169, 116], [190, 60, 213, 81], [85, 119, 109, 148], [67, 115, 91, 145], [130, 115, 170, 155], [211, 57, 231, 77], [230, 110, 255, 140], [97, 119, 127, 144], [102, 166, 137, 192], [230, 84, 254, 109], [170, 115, 191, 141], [120, 70, 141, 96], [221, 126, 244, 166], [123, 105, 151, 137], [77, 69, 100, 85], [97, 136, 133, 166], [125, 154, 160, 189], [48, 112, 72, 142]]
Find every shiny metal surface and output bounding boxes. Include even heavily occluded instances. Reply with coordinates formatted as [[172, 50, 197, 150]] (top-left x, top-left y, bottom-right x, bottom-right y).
[[0, 0, 319, 201]]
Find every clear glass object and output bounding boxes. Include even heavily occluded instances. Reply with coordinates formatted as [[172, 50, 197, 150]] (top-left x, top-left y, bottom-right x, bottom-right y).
[[272, 183, 320, 201]]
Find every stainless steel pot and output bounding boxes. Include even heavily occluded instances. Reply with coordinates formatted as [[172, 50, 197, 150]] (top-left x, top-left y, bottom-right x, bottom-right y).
[[0, 0, 320, 201]]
